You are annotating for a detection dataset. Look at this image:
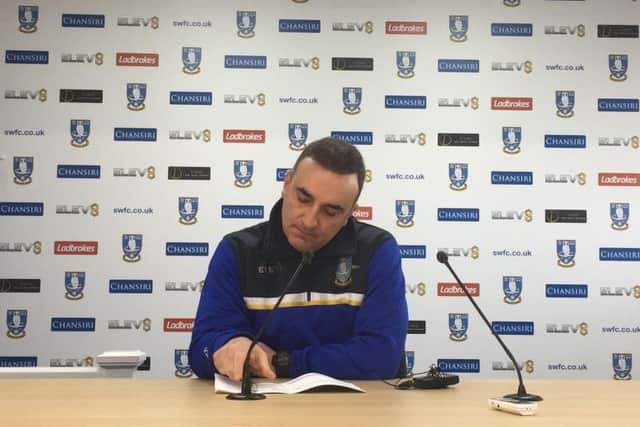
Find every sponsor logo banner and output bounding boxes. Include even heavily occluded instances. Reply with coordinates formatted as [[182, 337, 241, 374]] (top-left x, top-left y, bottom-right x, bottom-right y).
[[408, 320, 426, 334], [384, 95, 426, 109], [598, 173, 640, 186], [223, 129, 265, 143], [491, 23, 533, 36], [61, 14, 105, 28], [331, 57, 374, 71], [599, 248, 640, 262], [385, 21, 427, 35], [51, 317, 96, 332], [491, 97, 533, 110], [545, 209, 587, 223], [168, 166, 211, 181], [116, 53, 159, 67], [279, 19, 321, 33], [59, 89, 103, 103], [54, 241, 98, 255], [169, 91, 212, 105], [224, 55, 267, 69], [0, 279, 41, 293], [545, 284, 588, 298], [597, 25, 639, 38], [438, 282, 480, 297], [57, 165, 100, 179], [221, 205, 264, 219], [109, 280, 153, 294], [491, 171, 533, 185], [113, 128, 157, 142], [544, 135, 586, 148], [399, 245, 426, 259], [438, 359, 480, 373], [438, 59, 479, 72], [597, 98, 639, 112], [165, 242, 209, 256], [352, 206, 372, 220], [0, 357, 37, 367], [437, 133, 479, 147], [437, 208, 480, 222], [330, 131, 373, 145], [492, 321, 535, 335], [5, 50, 48, 64], [0, 202, 43, 216], [163, 318, 194, 332], [276, 168, 289, 182]]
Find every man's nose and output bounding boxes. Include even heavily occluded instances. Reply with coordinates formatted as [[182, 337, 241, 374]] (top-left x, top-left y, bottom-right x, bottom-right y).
[[301, 207, 319, 230]]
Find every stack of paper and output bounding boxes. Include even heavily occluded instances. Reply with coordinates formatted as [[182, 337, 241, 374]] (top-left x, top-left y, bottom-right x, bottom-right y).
[[214, 372, 365, 394], [96, 350, 146, 368]]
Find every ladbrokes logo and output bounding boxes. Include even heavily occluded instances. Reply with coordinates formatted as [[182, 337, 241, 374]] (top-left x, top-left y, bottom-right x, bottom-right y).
[[598, 173, 640, 187], [438, 282, 480, 297], [385, 21, 427, 35], [352, 206, 372, 220], [163, 318, 194, 332], [223, 129, 265, 143], [116, 53, 159, 67], [491, 97, 533, 110], [54, 241, 98, 255]]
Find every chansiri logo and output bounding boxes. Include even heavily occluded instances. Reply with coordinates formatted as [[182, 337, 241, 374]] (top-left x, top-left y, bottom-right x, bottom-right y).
[[62, 14, 105, 28], [279, 19, 321, 33], [5, 50, 48, 64]]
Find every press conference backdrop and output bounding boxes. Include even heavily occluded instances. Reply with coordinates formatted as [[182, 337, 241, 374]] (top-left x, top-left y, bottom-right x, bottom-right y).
[[1, 0, 638, 380]]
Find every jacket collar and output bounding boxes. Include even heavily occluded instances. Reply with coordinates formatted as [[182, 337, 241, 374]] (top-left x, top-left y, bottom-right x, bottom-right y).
[[263, 198, 357, 259]]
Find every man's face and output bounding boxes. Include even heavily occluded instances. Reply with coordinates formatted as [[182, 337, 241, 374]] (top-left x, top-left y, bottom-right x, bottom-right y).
[[281, 158, 359, 253]]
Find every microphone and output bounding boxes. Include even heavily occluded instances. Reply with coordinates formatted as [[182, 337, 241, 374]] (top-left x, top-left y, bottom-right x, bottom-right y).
[[436, 250, 542, 402], [227, 251, 314, 400]]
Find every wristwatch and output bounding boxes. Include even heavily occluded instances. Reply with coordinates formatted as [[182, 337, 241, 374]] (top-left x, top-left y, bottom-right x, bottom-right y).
[[272, 350, 290, 378]]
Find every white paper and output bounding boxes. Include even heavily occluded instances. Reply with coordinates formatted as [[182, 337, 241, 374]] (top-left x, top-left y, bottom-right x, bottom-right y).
[[214, 372, 365, 394], [96, 350, 146, 366]]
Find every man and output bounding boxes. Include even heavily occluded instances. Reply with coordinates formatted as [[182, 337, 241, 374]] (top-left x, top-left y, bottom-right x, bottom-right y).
[[189, 137, 408, 380]]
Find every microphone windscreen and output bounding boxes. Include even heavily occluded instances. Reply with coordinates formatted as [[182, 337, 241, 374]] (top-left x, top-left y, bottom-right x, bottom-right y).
[[436, 251, 448, 264]]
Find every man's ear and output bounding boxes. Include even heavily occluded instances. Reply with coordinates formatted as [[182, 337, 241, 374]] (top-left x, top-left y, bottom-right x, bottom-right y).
[[281, 169, 293, 197]]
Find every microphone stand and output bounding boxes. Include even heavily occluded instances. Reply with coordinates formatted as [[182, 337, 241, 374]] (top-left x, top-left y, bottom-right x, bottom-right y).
[[227, 252, 313, 400], [436, 251, 542, 402]]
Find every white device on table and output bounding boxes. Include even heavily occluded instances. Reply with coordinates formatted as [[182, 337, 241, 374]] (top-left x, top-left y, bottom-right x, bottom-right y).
[[488, 397, 538, 416]]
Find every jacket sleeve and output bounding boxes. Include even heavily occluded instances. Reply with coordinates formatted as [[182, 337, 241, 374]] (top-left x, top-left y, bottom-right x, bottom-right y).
[[188, 239, 253, 379], [288, 237, 409, 379]]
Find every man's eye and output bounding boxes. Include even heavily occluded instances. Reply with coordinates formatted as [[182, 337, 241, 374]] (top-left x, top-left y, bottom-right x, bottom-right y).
[[297, 194, 311, 203], [325, 209, 339, 217]]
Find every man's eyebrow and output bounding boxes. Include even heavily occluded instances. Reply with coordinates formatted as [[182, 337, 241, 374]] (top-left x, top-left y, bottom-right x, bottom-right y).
[[296, 186, 345, 212]]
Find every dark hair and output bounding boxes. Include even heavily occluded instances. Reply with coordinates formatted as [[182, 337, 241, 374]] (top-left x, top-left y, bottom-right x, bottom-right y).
[[292, 137, 366, 201]]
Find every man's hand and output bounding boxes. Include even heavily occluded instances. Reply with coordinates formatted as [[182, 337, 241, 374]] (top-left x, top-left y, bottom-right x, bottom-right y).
[[213, 336, 276, 381]]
